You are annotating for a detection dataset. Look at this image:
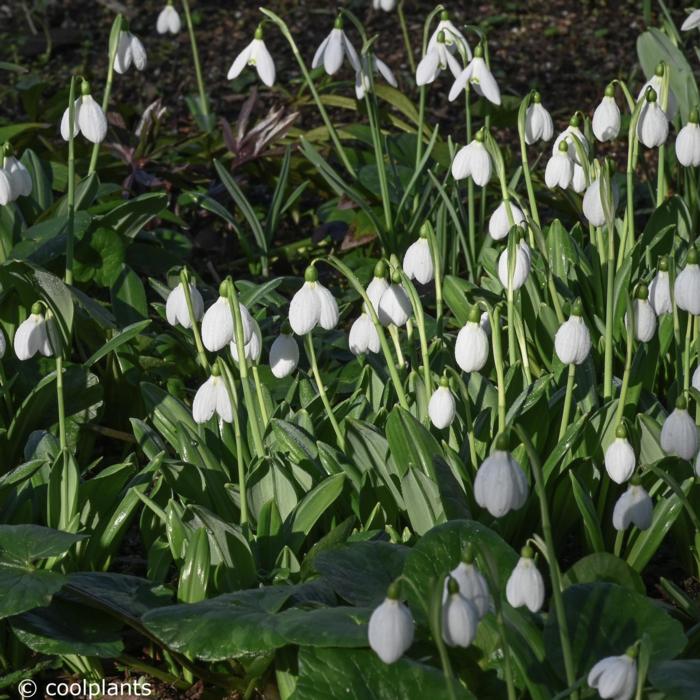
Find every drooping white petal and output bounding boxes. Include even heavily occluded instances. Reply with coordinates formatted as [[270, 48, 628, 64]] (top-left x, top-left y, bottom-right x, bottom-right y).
[[613, 484, 653, 531], [488, 200, 525, 241], [114, 31, 134, 74], [315, 283, 339, 330], [592, 96, 621, 142], [470, 57, 501, 105], [214, 378, 233, 422], [366, 276, 389, 313], [416, 50, 441, 86], [649, 270, 672, 315], [676, 122, 700, 167], [674, 263, 700, 315], [5, 157, 33, 198], [60, 99, 82, 141], [660, 408, 698, 460], [506, 557, 544, 612], [455, 321, 489, 373], [474, 450, 528, 517], [428, 386, 456, 429], [682, 8, 700, 30], [604, 438, 636, 484], [442, 592, 478, 647], [626, 299, 656, 342], [228, 41, 253, 80], [78, 95, 108, 144], [324, 29, 345, 75], [403, 238, 434, 284], [129, 34, 148, 71], [252, 39, 276, 87], [555, 315, 591, 365], [497, 242, 531, 291], [637, 101, 669, 148], [201, 297, 234, 351], [588, 654, 637, 700], [378, 284, 412, 326], [368, 598, 414, 664], [192, 376, 219, 423], [544, 152, 573, 190], [289, 282, 321, 335], [525, 102, 554, 144], [349, 313, 379, 355], [269, 333, 299, 378], [13, 313, 48, 361]]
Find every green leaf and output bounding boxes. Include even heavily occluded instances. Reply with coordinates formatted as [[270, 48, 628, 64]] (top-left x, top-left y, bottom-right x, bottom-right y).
[[561, 553, 645, 594], [289, 473, 345, 539], [177, 528, 210, 603], [0, 525, 84, 564], [649, 660, 700, 699], [111, 263, 148, 326], [99, 192, 168, 239], [386, 406, 442, 479], [84, 319, 151, 368]]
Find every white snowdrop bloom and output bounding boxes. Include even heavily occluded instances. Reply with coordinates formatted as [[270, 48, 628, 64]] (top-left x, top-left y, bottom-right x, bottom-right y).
[[506, 547, 545, 613], [626, 292, 656, 343], [61, 85, 108, 144], [192, 371, 232, 424], [157, 3, 181, 35], [455, 308, 490, 373], [13, 305, 54, 360], [449, 47, 501, 105], [355, 54, 397, 99], [114, 30, 147, 74], [613, 483, 653, 531], [583, 176, 618, 228], [488, 199, 525, 241], [587, 651, 638, 700], [445, 555, 493, 619], [201, 288, 254, 352], [480, 311, 491, 335], [675, 111, 700, 167], [227, 27, 276, 87], [366, 269, 389, 313], [427, 14, 471, 59], [660, 401, 698, 460], [682, 8, 700, 31], [349, 313, 380, 355], [312, 18, 361, 76], [4, 156, 32, 199], [0, 169, 12, 206], [428, 380, 456, 430], [498, 240, 531, 291], [442, 577, 479, 648], [269, 333, 299, 378], [545, 141, 574, 190], [373, 0, 397, 11], [604, 426, 636, 484], [555, 301, 591, 365], [571, 163, 587, 194], [165, 282, 204, 329], [378, 278, 412, 327], [416, 33, 462, 86], [674, 248, 700, 315], [637, 88, 668, 148], [474, 439, 528, 517], [638, 71, 677, 120], [649, 262, 672, 315], [368, 585, 414, 664], [592, 87, 621, 142], [553, 123, 589, 165], [524, 93, 554, 144], [693, 364, 700, 392], [289, 267, 339, 335], [403, 236, 434, 284], [231, 319, 262, 363], [451, 135, 492, 186]]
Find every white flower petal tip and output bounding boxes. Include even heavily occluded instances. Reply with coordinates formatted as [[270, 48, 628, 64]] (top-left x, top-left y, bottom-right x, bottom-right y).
[[428, 385, 456, 429], [313, 25, 360, 76], [402, 237, 434, 284], [474, 447, 528, 517], [637, 99, 669, 148], [449, 55, 500, 105], [228, 34, 276, 87], [613, 484, 653, 531], [604, 433, 636, 484], [269, 333, 299, 378], [114, 31, 147, 74], [4, 157, 33, 198], [592, 94, 621, 143], [587, 653, 637, 700], [625, 298, 656, 343], [368, 595, 414, 664], [427, 19, 471, 61], [649, 268, 672, 315], [554, 308, 591, 365], [676, 120, 700, 166], [506, 551, 545, 613], [455, 317, 490, 373], [201, 296, 234, 351], [231, 319, 262, 364], [157, 5, 182, 35], [451, 139, 492, 186], [674, 255, 700, 315]]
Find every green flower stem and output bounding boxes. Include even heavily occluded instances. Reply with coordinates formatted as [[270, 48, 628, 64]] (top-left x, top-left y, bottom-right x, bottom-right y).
[[55, 353, 67, 464], [603, 222, 616, 400], [388, 325, 405, 369], [613, 529, 625, 558], [397, 0, 416, 74], [415, 86, 426, 171], [620, 98, 644, 265], [399, 271, 432, 398], [558, 364, 576, 441], [326, 255, 409, 408], [260, 9, 356, 178], [180, 273, 209, 371], [182, 0, 210, 129], [514, 308, 532, 384], [89, 14, 122, 175], [251, 365, 269, 425], [225, 281, 264, 459], [422, 220, 443, 321], [465, 87, 477, 267], [447, 366, 478, 467], [304, 333, 345, 450], [490, 306, 507, 433], [656, 65, 670, 206], [515, 427, 578, 697], [614, 309, 635, 426], [65, 76, 77, 285], [683, 313, 693, 395]]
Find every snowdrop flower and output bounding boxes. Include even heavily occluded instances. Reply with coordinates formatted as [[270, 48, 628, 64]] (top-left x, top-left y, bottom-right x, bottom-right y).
[[114, 29, 147, 74], [587, 649, 638, 700], [613, 480, 653, 531], [427, 11, 471, 60], [488, 198, 525, 241], [592, 84, 621, 142], [660, 397, 698, 460], [157, 2, 181, 35], [444, 547, 493, 619], [498, 240, 531, 291], [378, 273, 412, 327], [428, 377, 456, 430], [474, 435, 528, 517], [583, 174, 618, 228], [60, 81, 108, 144], [675, 110, 700, 166], [649, 257, 672, 315], [355, 54, 397, 99], [416, 31, 462, 86], [553, 118, 589, 165], [368, 583, 414, 664], [403, 231, 434, 284], [604, 424, 636, 484], [269, 332, 299, 378], [455, 307, 490, 373], [545, 140, 574, 190], [228, 25, 275, 87], [555, 300, 591, 365], [13, 303, 54, 360], [3, 154, 33, 199], [165, 281, 204, 329], [449, 44, 501, 105], [682, 8, 700, 31], [674, 247, 700, 315], [524, 92, 554, 144], [442, 577, 479, 648], [451, 130, 492, 186], [696, 451, 700, 478], [192, 365, 232, 424], [637, 87, 668, 148], [0, 169, 12, 206], [289, 266, 339, 335], [373, 0, 397, 11], [312, 16, 361, 76], [625, 284, 656, 342], [506, 546, 545, 613], [638, 66, 677, 120], [201, 282, 254, 352], [571, 163, 587, 193], [366, 264, 389, 313], [231, 319, 262, 363], [693, 364, 700, 393], [349, 313, 380, 355]]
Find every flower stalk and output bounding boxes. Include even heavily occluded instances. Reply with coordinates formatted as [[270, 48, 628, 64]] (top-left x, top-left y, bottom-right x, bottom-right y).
[[181, 0, 211, 130]]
